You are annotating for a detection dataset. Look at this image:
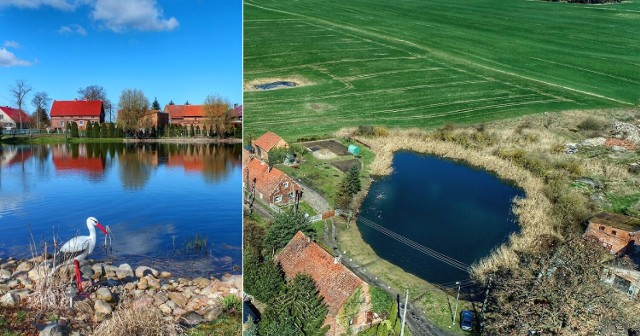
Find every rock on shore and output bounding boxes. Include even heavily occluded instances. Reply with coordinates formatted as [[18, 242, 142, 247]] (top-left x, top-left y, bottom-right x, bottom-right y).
[[0, 256, 242, 335]]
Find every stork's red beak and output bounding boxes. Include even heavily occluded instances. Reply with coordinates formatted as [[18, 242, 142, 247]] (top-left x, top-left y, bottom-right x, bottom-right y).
[[96, 223, 108, 235]]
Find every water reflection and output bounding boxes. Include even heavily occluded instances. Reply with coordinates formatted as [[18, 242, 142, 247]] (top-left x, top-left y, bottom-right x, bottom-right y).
[[0, 142, 241, 277]]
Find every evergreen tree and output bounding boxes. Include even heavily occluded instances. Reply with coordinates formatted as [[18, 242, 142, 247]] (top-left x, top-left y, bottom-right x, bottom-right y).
[[335, 177, 352, 209], [263, 210, 313, 252], [190, 124, 195, 137], [100, 123, 108, 138], [347, 163, 362, 195], [259, 274, 329, 336], [168, 100, 174, 105], [116, 126, 124, 138], [195, 125, 201, 136], [108, 122, 116, 138], [70, 122, 79, 138], [92, 123, 100, 138], [86, 122, 93, 138], [151, 97, 161, 110]]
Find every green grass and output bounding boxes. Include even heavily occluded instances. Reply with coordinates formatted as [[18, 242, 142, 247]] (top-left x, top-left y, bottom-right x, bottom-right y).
[[244, 0, 640, 140], [606, 192, 640, 216], [186, 313, 242, 336]]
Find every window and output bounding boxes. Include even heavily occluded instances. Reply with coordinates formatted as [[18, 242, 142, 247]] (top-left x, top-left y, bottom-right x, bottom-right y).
[[0, 115, 3, 120], [60, 121, 65, 126], [611, 230, 617, 236], [289, 192, 294, 198], [599, 226, 605, 231], [78, 120, 84, 125], [283, 182, 289, 189], [274, 195, 282, 203]]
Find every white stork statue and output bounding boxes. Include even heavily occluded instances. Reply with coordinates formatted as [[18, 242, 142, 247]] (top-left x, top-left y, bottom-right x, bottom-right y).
[[52, 217, 108, 292]]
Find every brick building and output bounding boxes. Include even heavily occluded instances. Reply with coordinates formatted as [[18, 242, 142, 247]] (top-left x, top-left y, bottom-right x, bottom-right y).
[[243, 156, 300, 206], [50, 100, 104, 130], [252, 131, 288, 162], [585, 212, 640, 255], [276, 231, 378, 335]]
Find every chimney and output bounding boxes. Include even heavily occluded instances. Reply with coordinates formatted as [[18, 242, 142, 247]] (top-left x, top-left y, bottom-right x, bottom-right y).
[[268, 165, 272, 172], [334, 256, 341, 264]]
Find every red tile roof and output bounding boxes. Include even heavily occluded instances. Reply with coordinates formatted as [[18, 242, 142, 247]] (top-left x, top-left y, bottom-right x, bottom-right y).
[[50, 100, 103, 117], [276, 231, 364, 315], [0, 106, 32, 124], [52, 157, 105, 174], [254, 131, 286, 153], [243, 158, 298, 197], [164, 104, 185, 119], [184, 105, 205, 118]]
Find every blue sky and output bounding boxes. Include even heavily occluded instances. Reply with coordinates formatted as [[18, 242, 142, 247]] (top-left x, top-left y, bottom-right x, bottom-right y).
[[0, 0, 241, 120]]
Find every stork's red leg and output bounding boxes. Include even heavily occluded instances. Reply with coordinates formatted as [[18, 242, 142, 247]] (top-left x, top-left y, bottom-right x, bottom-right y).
[[74, 260, 83, 293]]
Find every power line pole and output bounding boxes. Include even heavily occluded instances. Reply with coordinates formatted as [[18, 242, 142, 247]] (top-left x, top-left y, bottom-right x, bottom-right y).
[[400, 289, 409, 336], [451, 281, 461, 328]]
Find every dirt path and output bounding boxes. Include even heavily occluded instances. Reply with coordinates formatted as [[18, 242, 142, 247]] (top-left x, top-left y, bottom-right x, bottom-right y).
[[297, 179, 332, 213]]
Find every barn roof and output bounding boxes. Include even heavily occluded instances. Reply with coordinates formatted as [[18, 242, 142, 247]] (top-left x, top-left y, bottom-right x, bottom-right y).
[[0, 106, 32, 123], [243, 158, 298, 197], [276, 231, 364, 315], [254, 131, 286, 152], [50, 100, 103, 117]]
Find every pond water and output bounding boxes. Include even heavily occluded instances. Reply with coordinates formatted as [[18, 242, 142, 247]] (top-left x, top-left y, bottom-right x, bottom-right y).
[[357, 152, 524, 284], [0, 143, 241, 278], [254, 81, 297, 90]]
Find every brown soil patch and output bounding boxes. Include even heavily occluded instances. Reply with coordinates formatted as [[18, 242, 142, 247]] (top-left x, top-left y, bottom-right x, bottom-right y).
[[303, 139, 349, 156], [332, 159, 361, 173], [243, 75, 314, 92]]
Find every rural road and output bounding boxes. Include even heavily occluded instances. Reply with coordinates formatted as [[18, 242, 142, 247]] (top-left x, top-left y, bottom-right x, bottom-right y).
[[326, 223, 453, 336]]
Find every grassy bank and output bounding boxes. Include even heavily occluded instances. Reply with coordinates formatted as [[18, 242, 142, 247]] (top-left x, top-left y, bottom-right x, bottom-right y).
[[327, 108, 640, 333]]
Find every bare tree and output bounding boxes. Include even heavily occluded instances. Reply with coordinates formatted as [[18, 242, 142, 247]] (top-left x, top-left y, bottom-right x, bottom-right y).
[[118, 89, 149, 133], [203, 95, 231, 137], [31, 91, 51, 129], [78, 85, 113, 122], [9, 80, 32, 129]]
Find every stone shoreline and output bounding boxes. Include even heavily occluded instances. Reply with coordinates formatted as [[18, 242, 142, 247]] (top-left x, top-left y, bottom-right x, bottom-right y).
[[0, 256, 242, 335]]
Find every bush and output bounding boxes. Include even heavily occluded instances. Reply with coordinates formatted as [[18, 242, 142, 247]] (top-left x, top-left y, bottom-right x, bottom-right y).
[[577, 117, 606, 132]]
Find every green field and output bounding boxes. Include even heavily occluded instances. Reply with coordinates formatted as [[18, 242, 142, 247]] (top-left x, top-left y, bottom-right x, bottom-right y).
[[244, 0, 640, 140]]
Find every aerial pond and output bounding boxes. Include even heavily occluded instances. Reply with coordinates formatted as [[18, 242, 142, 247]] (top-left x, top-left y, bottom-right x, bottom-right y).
[[357, 152, 524, 284], [0, 143, 241, 277]]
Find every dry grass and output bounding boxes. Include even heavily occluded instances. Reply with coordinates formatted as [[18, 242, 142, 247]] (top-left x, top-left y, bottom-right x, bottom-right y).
[[346, 127, 558, 280], [92, 303, 181, 336]]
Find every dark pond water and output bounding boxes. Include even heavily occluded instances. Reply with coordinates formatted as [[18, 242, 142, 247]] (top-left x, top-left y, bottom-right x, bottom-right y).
[[358, 152, 524, 285], [254, 81, 297, 90], [0, 143, 241, 278]]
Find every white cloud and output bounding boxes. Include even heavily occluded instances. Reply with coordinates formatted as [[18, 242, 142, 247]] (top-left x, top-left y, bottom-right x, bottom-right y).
[[59, 24, 87, 35], [3, 40, 20, 48], [0, 48, 31, 67], [0, 0, 78, 11], [92, 0, 179, 32]]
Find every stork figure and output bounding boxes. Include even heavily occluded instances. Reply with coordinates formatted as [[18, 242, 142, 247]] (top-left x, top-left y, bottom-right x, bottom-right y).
[[53, 217, 108, 292]]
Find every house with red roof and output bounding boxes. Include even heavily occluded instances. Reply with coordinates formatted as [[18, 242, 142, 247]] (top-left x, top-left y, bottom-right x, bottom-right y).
[[0, 106, 33, 129], [243, 155, 300, 206], [276, 231, 378, 335], [252, 131, 289, 162], [164, 104, 209, 127], [50, 100, 104, 130]]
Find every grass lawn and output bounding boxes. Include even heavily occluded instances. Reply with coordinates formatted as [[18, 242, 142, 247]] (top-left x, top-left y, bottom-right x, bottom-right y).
[[244, 0, 640, 140], [278, 140, 375, 206]]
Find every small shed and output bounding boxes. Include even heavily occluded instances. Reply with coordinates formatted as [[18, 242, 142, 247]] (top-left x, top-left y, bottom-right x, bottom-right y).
[[348, 144, 361, 155]]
